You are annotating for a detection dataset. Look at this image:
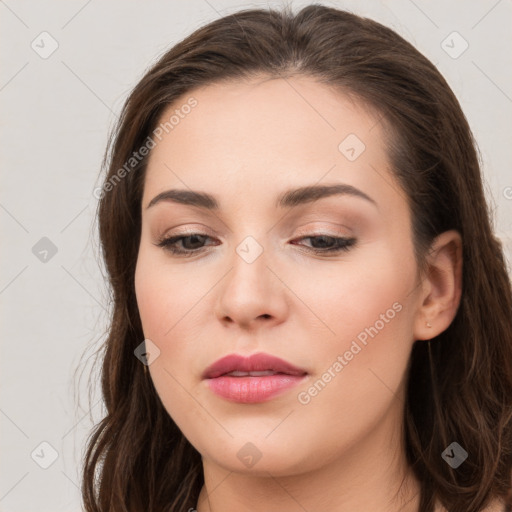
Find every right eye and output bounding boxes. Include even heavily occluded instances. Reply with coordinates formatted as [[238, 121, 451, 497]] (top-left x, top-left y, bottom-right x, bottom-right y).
[[155, 233, 218, 257]]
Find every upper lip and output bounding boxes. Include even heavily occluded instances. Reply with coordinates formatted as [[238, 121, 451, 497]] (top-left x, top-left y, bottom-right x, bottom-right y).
[[202, 352, 308, 379]]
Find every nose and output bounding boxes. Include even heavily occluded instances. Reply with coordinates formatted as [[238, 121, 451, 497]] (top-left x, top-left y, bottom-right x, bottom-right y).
[[214, 238, 289, 330]]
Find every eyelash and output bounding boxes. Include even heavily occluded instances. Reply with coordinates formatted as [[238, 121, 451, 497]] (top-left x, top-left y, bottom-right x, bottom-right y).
[[155, 232, 356, 257]]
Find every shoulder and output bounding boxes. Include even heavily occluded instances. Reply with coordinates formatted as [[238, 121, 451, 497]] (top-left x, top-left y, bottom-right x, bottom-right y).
[[436, 497, 506, 512], [482, 498, 507, 512], [475, 498, 506, 512]]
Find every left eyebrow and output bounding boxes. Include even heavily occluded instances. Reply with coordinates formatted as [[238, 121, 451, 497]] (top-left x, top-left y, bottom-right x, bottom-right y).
[[145, 183, 377, 211], [275, 183, 377, 209]]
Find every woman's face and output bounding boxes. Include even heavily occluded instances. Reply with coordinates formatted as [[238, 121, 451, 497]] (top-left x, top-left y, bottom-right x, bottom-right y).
[[135, 76, 424, 476]]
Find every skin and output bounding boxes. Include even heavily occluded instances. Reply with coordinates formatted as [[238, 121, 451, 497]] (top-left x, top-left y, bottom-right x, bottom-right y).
[[134, 75, 464, 512]]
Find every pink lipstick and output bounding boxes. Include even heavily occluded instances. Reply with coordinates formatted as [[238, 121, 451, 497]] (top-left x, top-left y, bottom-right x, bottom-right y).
[[202, 352, 308, 403]]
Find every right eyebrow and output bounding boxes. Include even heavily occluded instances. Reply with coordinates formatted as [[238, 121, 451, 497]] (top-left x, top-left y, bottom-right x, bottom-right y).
[[146, 189, 219, 210]]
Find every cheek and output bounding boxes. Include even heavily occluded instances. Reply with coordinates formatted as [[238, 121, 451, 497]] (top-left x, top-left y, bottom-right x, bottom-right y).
[[134, 247, 202, 339], [135, 266, 171, 339], [294, 243, 416, 397], [296, 243, 415, 346], [290, 284, 415, 461], [134, 249, 215, 400], [134, 253, 204, 427]]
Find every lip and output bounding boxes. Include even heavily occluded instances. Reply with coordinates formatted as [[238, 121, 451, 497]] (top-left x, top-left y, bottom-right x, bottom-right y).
[[202, 352, 307, 379], [202, 352, 308, 404]]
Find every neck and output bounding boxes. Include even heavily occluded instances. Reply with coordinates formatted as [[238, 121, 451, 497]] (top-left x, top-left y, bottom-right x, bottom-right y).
[[195, 396, 422, 512]]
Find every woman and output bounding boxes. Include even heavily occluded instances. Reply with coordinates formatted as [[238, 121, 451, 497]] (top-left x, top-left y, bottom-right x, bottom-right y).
[[82, 4, 512, 511]]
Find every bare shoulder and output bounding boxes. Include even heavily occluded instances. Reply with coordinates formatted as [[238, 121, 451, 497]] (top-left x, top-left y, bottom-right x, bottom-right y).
[[436, 497, 506, 512], [477, 497, 507, 512], [482, 498, 507, 512]]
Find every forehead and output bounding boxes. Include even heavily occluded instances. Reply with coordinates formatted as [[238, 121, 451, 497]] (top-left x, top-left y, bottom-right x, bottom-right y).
[[142, 76, 400, 212]]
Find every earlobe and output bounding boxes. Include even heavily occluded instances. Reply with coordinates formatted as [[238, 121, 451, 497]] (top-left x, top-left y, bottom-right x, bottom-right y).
[[414, 230, 463, 341]]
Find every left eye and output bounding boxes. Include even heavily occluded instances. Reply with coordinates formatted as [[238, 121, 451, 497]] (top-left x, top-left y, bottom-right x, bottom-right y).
[[291, 234, 356, 254], [155, 233, 356, 257]]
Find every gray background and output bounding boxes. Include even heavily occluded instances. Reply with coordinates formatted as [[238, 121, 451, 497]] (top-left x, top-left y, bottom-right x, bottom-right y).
[[1, 1, 511, 510]]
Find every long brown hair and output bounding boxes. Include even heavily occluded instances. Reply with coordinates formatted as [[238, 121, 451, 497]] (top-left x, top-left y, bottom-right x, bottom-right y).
[[81, 4, 512, 511]]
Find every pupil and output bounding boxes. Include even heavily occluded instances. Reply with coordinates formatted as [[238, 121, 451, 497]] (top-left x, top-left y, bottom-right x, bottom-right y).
[[314, 235, 333, 248], [185, 235, 206, 249]]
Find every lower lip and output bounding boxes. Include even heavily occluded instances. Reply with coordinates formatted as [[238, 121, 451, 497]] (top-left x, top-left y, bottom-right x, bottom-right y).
[[205, 374, 307, 403]]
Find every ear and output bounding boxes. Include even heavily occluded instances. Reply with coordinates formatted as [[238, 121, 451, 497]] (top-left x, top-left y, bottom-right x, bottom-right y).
[[414, 230, 463, 341]]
